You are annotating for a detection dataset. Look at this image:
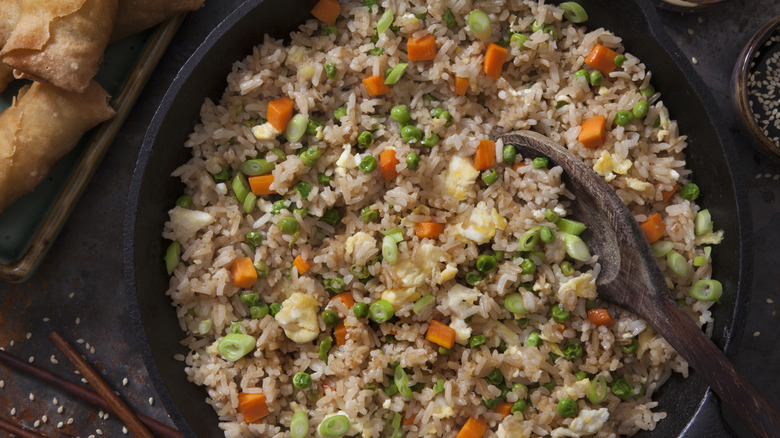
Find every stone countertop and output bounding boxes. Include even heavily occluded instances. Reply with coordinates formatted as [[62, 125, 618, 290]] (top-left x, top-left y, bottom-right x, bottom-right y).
[[0, 1, 777, 437]]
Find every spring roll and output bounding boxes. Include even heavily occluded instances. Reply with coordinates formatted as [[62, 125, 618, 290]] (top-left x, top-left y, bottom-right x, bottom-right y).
[[111, 0, 205, 42], [0, 0, 118, 94], [0, 64, 12, 93], [0, 80, 115, 211], [0, 0, 20, 93]]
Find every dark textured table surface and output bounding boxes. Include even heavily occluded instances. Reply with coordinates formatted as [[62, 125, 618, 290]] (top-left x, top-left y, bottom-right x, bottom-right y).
[[1, 1, 778, 437]]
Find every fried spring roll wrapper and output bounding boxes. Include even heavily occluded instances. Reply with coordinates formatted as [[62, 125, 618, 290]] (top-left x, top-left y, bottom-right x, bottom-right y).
[[0, 81, 115, 211], [0, 0, 20, 92], [0, 0, 118, 94], [111, 0, 204, 42], [0, 64, 12, 93]]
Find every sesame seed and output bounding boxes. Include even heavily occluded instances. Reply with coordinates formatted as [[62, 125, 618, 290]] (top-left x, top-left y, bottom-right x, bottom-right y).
[[57, 422, 64, 429], [123, 427, 128, 434], [51, 355, 59, 364], [34, 420, 40, 428], [67, 417, 74, 425], [26, 332, 32, 339], [99, 410, 104, 419], [69, 292, 75, 299], [81, 378, 88, 384], [149, 397, 154, 406], [77, 338, 85, 344], [122, 378, 128, 386], [53, 397, 58, 405], [97, 429, 103, 435], [691, 56, 698, 65], [9, 340, 13, 347], [43, 317, 50, 322], [0, 380, 4, 389], [10, 408, 16, 415], [767, 298, 774, 303], [754, 331, 761, 337], [42, 415, 47, 423], [29, 393, 35, 401], [28, 356, 34, 363], [687, 28, 694, 35], [76, 317, 81, 325], [697, 17, 703, 24], [58, 406, 64, 414]]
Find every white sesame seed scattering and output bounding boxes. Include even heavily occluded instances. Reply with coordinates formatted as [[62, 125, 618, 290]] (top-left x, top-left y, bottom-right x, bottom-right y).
[[0, 380, 4, 389], [53, 397, 58, 405], [76, 317, 81, 325], [58, 406, 64, 414], [747, 32, 780, 148], [28, 356, 34, 363], [29, 393, 35, 401], [687, 28, 694, 35], [26, 332, 32, 340], [149, 397, 154, 406], [69, 292, 75, 299], [97, 428, 103, 435], [691, 56, 698, 64], [77, 338, 85, 344], [57, 422, 64, 429], [122, 377, 128, 386], [10, 407, 16, 416], [50, 355, 59, 364], [9, 340, 13, 347], [754, 331, 761, 337], [67, 417, 74, 425], [123, 426, 128, 434], [42, 415, 47, 423], [768, 298, 775, 304], [34, 419, 40, 428], [43, 317, 50, 322]]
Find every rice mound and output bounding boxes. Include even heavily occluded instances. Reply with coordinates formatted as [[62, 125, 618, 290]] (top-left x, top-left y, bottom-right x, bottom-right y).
[[163, 1, 721, 437]]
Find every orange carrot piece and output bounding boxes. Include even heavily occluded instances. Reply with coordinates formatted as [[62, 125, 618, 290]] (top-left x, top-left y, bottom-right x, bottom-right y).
[[454, 76, 469, 96], [330, 292, 355, 310], [639, 212, 665, 244], [362, 75, 391, 96], [587, 308, 615, 327], [231, 257, 257, 289], [456, 416, 487, 438], [578, 115, 606, 149], [379, 149, 400, 180], [310, 0, 340, 24], [483, 43, 508, 80], [293, 255, 310, 274], [494, 401, 513, 418], [584, 44, 619, 75], [661, 184, 680, 202], [248, 174, 276, 195], [237, 392, 269, 423], [473, 139, 495, 171], [334, 319, 348, 345], [414, 222, 445, 239], [267, 96, 294, 132], [407, 35, 437, 62], [425, 320, 456, 349], [403, 411, 418, 426]]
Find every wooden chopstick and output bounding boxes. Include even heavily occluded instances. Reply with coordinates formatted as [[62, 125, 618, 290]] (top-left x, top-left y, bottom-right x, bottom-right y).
[[48, 331, 155, 438], [0, 349, 181, 438], [0, 416, 47, 437]]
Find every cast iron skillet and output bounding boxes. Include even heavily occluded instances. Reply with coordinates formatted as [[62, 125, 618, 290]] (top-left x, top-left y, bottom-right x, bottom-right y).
[[124, 0, 752, 436]]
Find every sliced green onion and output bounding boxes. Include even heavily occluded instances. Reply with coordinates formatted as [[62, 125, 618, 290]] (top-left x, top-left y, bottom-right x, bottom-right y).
[[211, 166, 230, 182], [412, 294, 435, 314], [560, 260, 574, 276], [382, 235, 399, 264], [510, 33, 527, 49], [465, 271, 483, 286], [540, 226, 556, 243], [433, 379, 445, 394], [369, 299, 394, 323], [197, 319, 212, 335], [217, 333, 256, 362], [467, 10, 492, 40], [563, 234, 591, 261], [165, 241, 180, 275], [689, 279, 722, 302], [286, 114, 308, 142], [587, 375, 608, 404], [545, 208, 560, 223], [394, 364, 413, 398], [380, 227, 404, 243], [243, 192, 256, 213], [528, 251, 545, 265], [694, 209, 713, 236], [384, 412, 403, 438], [666, 250, 688, 277], [377, 9, 394, 35], [518, 227, 541, 251], [384, 63, 408, 85], [557, 218, 587, 235], [290, 411, 309, 438], [442, 9, 455, 28], [651, 241, 674, 257], [318, 414, 350, 437], [504, 293, 526, 315], [176, 195, 193, 209], [693, 246, 712, 267], [232, 173, 249, 203], [240, 159, 274, 176], [560, 2, 588, 23], [319, 336, 333, 363], [350, 264, 370, 279]]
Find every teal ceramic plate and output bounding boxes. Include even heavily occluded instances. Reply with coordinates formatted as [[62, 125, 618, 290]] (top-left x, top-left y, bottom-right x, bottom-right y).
[[0, 15, 185, 282]]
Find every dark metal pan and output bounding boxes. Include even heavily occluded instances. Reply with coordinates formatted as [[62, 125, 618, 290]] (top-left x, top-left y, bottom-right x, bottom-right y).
[[124, 0, 752, 436]]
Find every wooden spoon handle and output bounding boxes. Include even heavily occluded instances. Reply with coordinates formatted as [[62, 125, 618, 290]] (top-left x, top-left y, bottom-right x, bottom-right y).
[[652, 296, 780, 437]]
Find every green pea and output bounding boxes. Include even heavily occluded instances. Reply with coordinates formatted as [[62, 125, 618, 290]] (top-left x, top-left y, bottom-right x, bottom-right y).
[[438, 346, 452, 355], [357, 131, 374, 147], [485, 368, 504, 386], [526, 332, 542, 347], [574, 371, 589, 381], [640, 84, 656, 100], [369, 46, 384, 56], [476, 255, 497, 273], [211, 167, 230, 183], [539, 226, 556, 243], [510, 33, 527, 49], [614, 110, 634, 126], [614, 54, 627, 67], [511, 400, 527, 413], [611, 378, 633, 399], [442, 9, 455, 28], [520, 258, 536, 275], [240, 292, 259, 308], [359, 155, 377, 173], [333, 106, 347, 121], [465, 271, 483, 286], [318, 336, 332, 363], [246, 231, 263, 248], [621, 338, 639, 354], [353, 302, 369, 318], [421, 133, 440, 148], [270, 302, 283, 316], [585, 299, 596, 310], [551, 304, 570, 322], [278, 217, 300, 234], [469, 335, 487, 348], [318, 173, 333, 186], [175, 195, 193, 209], [250, 303, 269, 319], [254, 260, 269, 279], [502, 145, 516, 165], [482, 397, 500, 409], [560, 261, 574, 276], [557, 397, 578, 417], [406, 153, 420, 170], [320, 24, 338, 36], [272, 200, 289, 215], [321, 208, 341, 226], [300, 145, 322, 167], [293, 372, 312, 389], [360, 205, 378, 223], [321, 309, 341, 327], [680, 183, 701, 201], [324, 62, 337, 79], [430, 108, 453, 126], [562, 342, 583, 360], [589, 70, 604, 86], [390, 105, 411, 123], [533, 157, 549, 169], [574, 69, 590, 84], [632, 100, 649, 119], [401, 125, 422, 143], [296, 181, 312, 200], [481, 169, 499, 185]]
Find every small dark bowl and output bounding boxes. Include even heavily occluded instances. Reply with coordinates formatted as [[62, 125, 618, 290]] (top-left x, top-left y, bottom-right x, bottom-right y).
[[125, 0, 752, 437], [731, 15, 780, 160]]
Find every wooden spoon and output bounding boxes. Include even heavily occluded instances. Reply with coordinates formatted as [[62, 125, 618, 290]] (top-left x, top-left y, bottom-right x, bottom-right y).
[[499, 130, 780, 438]]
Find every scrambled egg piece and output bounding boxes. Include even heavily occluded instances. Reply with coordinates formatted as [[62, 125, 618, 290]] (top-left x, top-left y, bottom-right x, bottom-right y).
[[381, 287, 420, 309], [551, 408, 609, 437], [168, 206, 215, 242], [450, 318, 472, 345], [625, 177, 653, 192], [275, 293, 320, 343], [437, 263, 458, 283], [431, 396, 455, 419], [593, 150, 632, 182], [453, 202, 507, 244], [251, 122, 281, 140], [444, 155, 479, 200], [497, 419, 528, 438], [493, 320, 520, 346], [444, 284, 481, 317], [695, 229, 724, 245], [382, 244, 445, 309], [558, 273, 597, 300], [345, 232, 375, 261]]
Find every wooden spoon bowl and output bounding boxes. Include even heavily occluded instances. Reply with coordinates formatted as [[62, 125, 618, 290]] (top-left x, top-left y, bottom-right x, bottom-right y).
[[499, 130, 780, 438]]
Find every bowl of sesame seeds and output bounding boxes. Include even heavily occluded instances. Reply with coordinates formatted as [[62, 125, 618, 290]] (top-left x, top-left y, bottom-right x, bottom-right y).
[[732, 15, 780, 160]]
